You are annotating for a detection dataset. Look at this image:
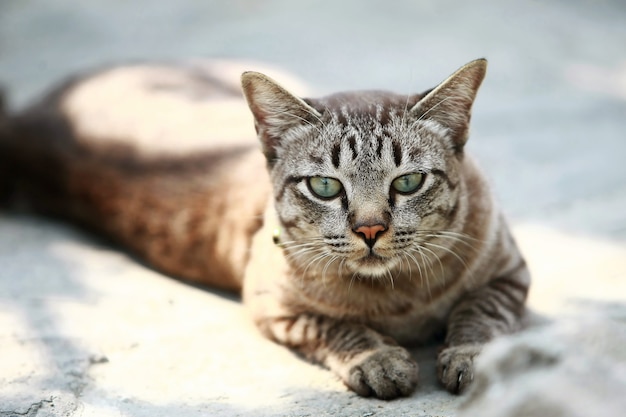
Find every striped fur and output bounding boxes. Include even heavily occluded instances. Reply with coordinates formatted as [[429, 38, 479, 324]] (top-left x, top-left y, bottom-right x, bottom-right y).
[[1, 59, 529, 399], [242, 59, 529, 398]]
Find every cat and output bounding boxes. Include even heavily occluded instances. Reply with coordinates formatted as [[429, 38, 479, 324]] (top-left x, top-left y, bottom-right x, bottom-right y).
[[0, 58, 530, 399]]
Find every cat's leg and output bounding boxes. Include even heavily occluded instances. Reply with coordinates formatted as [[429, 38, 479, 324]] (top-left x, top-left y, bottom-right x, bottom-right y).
[[437, 257, 530, 394], [256, 313, 419, 399]]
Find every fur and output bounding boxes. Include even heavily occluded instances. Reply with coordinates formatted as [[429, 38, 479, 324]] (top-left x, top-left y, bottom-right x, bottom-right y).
[[0, 59, 530, 399]]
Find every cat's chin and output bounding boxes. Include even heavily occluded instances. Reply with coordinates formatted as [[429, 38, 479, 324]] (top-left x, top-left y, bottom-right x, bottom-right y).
[[347, 255, 400, 278]]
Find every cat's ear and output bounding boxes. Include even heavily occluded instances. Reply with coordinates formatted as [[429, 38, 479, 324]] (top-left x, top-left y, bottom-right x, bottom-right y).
[[410, 59, 487, 151], [241, 71, 321, 162]]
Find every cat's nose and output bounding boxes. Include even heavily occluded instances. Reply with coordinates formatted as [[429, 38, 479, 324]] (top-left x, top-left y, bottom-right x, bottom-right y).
[[353, 224, 387, 248]]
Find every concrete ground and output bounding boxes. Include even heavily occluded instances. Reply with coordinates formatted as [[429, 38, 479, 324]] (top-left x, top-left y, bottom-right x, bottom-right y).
[[1, 1, 625, 416]]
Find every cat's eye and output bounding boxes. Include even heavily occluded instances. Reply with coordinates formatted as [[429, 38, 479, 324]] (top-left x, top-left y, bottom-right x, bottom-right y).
[[391, 173, 424, 194], [308, 177, 343, 199]]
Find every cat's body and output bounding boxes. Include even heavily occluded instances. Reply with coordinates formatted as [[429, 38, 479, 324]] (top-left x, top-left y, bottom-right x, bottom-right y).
[[1, 61, 277, 290], [0, 59, 530, 399]]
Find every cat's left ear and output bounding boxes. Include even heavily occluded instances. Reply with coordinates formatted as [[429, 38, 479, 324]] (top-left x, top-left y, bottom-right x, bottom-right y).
[[241, 72, 322, 163], [410, 59, 487, 151]]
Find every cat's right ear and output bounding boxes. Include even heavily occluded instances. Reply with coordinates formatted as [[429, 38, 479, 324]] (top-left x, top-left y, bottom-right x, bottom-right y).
[[241, 72, 321, 163]]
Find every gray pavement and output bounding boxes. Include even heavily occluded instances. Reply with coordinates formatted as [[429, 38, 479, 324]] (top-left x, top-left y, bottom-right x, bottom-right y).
[[1, 1, 625, 416]]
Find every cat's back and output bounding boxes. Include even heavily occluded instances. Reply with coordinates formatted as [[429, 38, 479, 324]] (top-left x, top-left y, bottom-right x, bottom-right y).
[[12, 59, 310, 156], [1, 60, 309, 291]]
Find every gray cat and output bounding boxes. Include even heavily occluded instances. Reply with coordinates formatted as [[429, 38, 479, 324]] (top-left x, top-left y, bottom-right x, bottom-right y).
[[0, 58, 530, 399]]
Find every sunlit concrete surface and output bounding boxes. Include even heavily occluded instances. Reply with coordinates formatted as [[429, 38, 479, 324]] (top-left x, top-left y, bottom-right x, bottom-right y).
[[1, 1, 625, 416]]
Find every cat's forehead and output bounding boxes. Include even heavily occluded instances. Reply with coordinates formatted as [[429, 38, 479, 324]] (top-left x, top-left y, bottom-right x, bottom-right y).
[[305, 91, 422, 128], [299, 90, 444, 163], [277, 90, 450, 180], [278, 94, 447, 182]]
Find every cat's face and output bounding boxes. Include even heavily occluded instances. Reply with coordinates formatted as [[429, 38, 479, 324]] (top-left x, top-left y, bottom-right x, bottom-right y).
[[243, 59, 486, 279], [268, 93, 463, 277]]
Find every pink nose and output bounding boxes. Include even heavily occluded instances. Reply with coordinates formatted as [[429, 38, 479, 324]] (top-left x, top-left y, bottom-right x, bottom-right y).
[[354, 224, 387, 248]]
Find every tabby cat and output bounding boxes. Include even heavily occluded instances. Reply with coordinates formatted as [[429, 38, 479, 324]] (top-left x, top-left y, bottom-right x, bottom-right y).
[[0, 58, 530, 399]]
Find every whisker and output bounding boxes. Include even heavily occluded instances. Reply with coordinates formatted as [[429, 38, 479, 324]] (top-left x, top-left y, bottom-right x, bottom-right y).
[[283, 246, 322, 259], [421, 240, 471, 270], [301, 250, 332, 280], [283, 245, 325, 264], [416, 229, 484, 245], [348, 271, 360, 293], [403, 250, 423, 284], [322, 255, 340, 287], [337, 258, 346, 280], [279, 236, 326, 245], [419, 234, 477, 253], [280, 240, 318, 250], [401, 253, 412, 282], [410, 246, 434, 299], [386, 267, 395, 290], [416, 244, 445, 281]]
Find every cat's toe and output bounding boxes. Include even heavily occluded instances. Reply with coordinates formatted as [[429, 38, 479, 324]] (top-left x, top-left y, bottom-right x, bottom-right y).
[[345, 346, 419, 400], [437, 344, 481, 394]]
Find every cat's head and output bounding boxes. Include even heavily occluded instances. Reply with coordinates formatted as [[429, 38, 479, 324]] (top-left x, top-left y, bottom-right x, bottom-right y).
[[242, 59, 486, 280]]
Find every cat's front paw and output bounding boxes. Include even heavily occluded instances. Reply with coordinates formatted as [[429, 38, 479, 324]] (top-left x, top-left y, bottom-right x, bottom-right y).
[[437, 344, 481, 394], [343, 346, 419, 400]]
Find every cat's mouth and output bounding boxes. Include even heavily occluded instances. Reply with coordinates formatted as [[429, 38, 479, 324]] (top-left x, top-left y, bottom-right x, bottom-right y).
[[361, 252, 385, 263], [348, 251, 398, 277]]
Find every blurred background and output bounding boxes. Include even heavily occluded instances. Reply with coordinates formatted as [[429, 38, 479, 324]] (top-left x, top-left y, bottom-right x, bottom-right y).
[[1, 0, 625, 240]]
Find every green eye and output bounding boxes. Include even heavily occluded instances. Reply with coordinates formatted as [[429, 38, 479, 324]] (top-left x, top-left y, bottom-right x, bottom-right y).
[[308, 177, 343, 199], [392, 173, 424, 194]]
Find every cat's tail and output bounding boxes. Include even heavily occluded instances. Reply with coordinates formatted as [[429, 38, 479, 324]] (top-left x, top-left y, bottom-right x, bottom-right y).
[[0, 85, 7, 127], [0, 81, 90, 214], [0, 85, 16, 207], [0, 85, 10, 207]]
